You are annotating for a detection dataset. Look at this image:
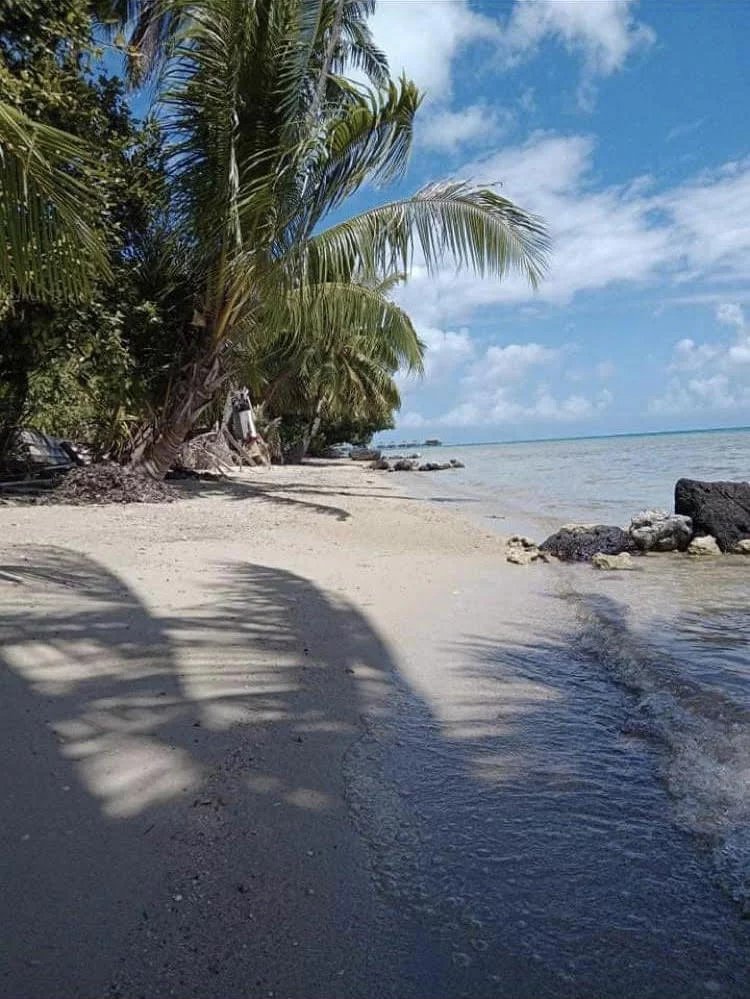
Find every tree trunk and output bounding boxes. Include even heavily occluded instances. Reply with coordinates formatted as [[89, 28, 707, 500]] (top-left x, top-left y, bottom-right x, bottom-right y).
[[130, 346, 230, 479], [300, 398, 324, 459]]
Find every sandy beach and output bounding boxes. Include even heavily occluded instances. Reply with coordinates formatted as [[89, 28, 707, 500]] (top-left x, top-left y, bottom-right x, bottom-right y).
[[3, 460, 749, 999], [0, 462, 555, 998]]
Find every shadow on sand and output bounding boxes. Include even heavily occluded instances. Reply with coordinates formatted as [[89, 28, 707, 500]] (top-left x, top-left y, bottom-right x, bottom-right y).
[[1, 548, 749, 998]]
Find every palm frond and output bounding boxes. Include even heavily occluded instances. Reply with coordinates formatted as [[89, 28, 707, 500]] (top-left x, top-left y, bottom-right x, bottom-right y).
[[0, 101, 109, 302], [289, 76, 421, 241], [273, 278, 424, 373], [306, 180, 550, 288]]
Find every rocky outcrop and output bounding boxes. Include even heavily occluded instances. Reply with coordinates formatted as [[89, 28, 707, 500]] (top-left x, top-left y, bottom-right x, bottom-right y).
[[393, 459, 416, 471], [371, 457, 391, 470], [675, 479, 750, 552], [539, 524, 636, 562], [592, 552, 635, 570], [732, 539, 750, 554], [687, 535, 721, 556], [629, 509, 693, 552]]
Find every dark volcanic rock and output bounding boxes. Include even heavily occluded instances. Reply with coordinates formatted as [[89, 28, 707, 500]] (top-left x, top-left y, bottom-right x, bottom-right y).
[[539, 524, 636, 562], [675, 479, 750, 552]]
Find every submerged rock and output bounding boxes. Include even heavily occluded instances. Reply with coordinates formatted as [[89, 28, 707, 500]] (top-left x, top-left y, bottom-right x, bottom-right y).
[[539, 524, 636, 562], [687, 535, 721, 557], [675, 478, 750, 552], [592, 552, 635, 570], [629, 509, 693, 552]]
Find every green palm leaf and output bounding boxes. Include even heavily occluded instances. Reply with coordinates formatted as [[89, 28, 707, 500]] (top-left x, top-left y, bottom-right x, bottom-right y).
[[0, 101, 109, 302], [306, 180, 550, 288]]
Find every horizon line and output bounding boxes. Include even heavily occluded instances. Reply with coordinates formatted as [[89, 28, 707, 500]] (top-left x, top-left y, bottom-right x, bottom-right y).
[[376, 424, 750, 448]]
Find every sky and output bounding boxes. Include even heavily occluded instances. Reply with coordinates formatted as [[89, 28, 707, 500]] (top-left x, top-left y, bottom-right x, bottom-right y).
[[346, 0, 750, 444]]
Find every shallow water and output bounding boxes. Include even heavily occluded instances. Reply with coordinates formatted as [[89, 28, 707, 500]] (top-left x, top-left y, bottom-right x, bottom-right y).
[[346, 429, 750, 994], [415, 427, 750, 531]]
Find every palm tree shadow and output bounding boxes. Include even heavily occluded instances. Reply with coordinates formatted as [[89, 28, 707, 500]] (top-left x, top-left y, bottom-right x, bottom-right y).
[[172, 476, 352, 520], [0, 546, 406, 998], [2, 551, 749, 999]]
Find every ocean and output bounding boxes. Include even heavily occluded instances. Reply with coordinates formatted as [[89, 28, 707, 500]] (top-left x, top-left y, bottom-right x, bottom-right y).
[[410, 429, 750, 906], [347, 428, 750, 995]]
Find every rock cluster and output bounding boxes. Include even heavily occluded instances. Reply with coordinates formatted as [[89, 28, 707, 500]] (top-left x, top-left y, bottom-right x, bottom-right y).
[[675, 478, 750, 552], [629, 509, 692, 552], [539, 524, 636, 562], [369, 458, 465, 472], [509, 479, 750, 569], [418, 459, 464, 471]]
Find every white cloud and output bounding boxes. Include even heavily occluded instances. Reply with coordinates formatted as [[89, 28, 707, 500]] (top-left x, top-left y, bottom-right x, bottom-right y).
[[396, 326, 476, 391], [419, 104, 512, 153], [389, 136, 750, 328], [666, 118, 706, 143], [651, 303, 750, 414], [398, 410, 427, 429], [435, 384, 612, 428], [367, 1, 654, 129], [367, 1, 498, 100], [502, 0, 655, 76], [717, 302, 745, 330], [661, 159, 750, 285], [464, 342, 560, 386], [398, 337, 613, 430]]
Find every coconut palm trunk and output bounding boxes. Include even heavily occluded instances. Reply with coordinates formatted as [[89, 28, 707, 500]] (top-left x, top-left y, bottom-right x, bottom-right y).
[[131, 345, 230, 478], [302, 398, 325, 458]]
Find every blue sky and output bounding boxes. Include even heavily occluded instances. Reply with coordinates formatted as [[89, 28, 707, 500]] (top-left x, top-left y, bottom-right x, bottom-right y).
[[349, 0, 750, 443]]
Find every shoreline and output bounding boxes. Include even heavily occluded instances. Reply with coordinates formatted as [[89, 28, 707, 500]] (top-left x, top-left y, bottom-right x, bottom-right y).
[[2, 461, 748, 998], [0, 461, 540, 998]]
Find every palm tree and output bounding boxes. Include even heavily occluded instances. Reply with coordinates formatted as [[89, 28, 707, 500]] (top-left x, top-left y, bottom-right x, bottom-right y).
[[247, 272, 423, 457], [125, 0, 549, 478], [0, 100, 109, 303]]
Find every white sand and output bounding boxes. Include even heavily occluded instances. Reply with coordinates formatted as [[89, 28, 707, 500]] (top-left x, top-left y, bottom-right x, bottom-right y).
[[0, 461, 564, 998]]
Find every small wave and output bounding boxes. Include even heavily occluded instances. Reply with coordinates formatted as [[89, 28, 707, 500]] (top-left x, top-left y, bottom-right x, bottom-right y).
[[572, 593, 750, 911]]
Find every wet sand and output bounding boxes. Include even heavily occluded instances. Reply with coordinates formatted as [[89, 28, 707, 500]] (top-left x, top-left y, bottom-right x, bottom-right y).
[[1, 462, 748, 998]]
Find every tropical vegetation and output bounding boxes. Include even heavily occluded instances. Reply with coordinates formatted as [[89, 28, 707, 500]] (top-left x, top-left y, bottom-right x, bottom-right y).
[[0, 0, 549, 475]]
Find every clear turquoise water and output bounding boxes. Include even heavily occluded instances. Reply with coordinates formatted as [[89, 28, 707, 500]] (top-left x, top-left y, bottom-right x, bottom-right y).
[[412, 427, 750, 533], [403, 429, 750, 910]]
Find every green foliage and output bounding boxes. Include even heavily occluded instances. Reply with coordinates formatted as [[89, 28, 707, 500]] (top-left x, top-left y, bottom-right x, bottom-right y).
[[0, 1, 550, 472], [0, 0, 184, 454], [311, 409, 395, 452], [0, 1, 112, 300]]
